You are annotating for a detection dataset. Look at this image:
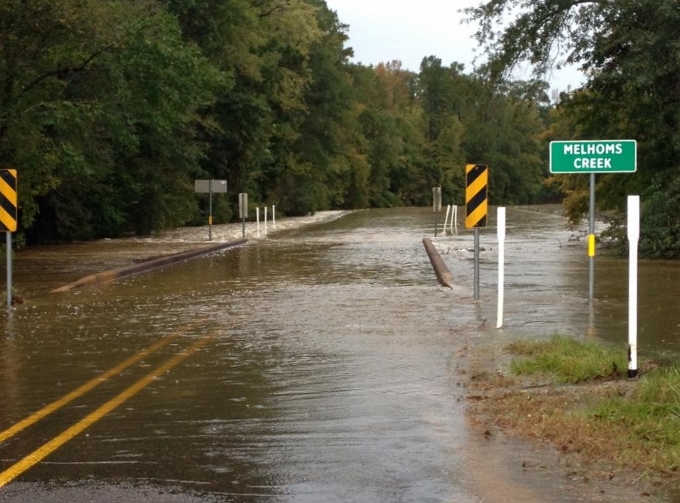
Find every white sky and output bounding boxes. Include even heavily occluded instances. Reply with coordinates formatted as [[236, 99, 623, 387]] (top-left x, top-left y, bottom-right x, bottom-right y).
[[324, 0, 585, 92]]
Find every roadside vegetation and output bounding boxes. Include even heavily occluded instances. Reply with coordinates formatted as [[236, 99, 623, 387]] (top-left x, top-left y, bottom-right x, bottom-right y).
[[507, 336, 627, 384], [469, 335, 680, 487], [1, 0, 553, 245]]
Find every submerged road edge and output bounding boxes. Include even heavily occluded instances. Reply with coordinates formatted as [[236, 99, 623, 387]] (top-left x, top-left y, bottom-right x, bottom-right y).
[[422, 238, 454, 288], [50, 238, 248, 294]]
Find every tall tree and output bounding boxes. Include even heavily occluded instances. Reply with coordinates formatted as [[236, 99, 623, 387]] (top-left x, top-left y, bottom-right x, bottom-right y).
[[466, 0, 680, 257], [0, 0, 221, 241], [274, 0, 358, 215], [462, 78, 547, 205], [416, 57, 467, 204]]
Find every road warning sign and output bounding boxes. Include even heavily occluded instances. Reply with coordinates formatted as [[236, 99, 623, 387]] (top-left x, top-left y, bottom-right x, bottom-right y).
[[465, 164, 488, 228], [0, 169, 17, 232]]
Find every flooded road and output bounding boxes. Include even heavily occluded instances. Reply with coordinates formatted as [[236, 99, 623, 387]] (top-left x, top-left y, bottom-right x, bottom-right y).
[[435, 205, 680, 358], [0, 207, 677, 502], [0, 209, 481, 502]]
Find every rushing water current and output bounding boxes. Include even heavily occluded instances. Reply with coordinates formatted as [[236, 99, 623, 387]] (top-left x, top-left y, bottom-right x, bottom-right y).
[[0, 206, 678, 502]]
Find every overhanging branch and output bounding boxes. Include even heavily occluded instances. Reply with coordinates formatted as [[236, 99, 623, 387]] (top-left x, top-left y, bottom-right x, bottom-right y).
[[19, 43, 116, 97]]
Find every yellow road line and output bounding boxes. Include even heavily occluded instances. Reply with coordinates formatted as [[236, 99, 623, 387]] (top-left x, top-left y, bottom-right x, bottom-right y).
[[0, 334, 213, 488], [0, 321, 200, 444]]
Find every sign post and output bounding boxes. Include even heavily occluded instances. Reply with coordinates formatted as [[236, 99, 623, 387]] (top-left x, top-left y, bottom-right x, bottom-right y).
[[432, 187, 442, 237], [209, 182, 213, 241], [465, 164, 489, 302], [589, 173, 595, 299], [6, 232, 11, 308], [627, 196, 640, 378], [0, 169, 18, 308], [549, 140, 637, 300], [239, 193, 248, 238], [194, 179, 227, 241]]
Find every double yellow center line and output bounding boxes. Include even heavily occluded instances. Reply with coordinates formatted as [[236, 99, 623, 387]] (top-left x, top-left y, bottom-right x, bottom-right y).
[[0, 322, 214, 488]]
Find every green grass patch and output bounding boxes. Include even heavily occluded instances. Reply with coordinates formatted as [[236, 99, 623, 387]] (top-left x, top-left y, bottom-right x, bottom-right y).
[[478, 335, 680, 478], [507, 336, 680, 474], [586, 365, 680, 471], [506, 335, 627, 384]]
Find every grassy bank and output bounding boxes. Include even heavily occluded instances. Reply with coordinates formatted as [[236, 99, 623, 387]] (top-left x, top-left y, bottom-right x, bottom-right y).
[[468, 335, 680, 483]]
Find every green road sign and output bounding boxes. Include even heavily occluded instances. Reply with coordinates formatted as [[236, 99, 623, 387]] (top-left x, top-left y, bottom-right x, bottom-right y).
[[549, 140, 637, 173]]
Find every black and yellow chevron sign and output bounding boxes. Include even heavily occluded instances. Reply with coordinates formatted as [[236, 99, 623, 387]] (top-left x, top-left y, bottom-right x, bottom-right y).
[[465, 164, 488, 228], [0, 169, 18, 232]]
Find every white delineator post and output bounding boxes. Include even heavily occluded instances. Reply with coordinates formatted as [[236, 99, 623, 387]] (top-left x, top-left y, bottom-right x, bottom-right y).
[[256, 207, 261, 237], [272, 205, 276, 229], [264, 206, 268, 235], [443, 205, 451, 233], [496, 207, 506, 329], [628, 196, 640, 378]]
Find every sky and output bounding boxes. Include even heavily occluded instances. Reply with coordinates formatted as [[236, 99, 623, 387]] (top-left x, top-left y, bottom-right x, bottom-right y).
[[323, 0, 585, 92]]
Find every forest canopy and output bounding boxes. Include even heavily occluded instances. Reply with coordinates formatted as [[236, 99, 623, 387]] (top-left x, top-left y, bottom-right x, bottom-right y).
[[1, 0, 677, 257]]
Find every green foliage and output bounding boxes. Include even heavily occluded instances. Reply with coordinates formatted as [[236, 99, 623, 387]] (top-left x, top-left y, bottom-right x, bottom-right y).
[[588, 365, 680, 464], [639, 176, 680, 259], [1, 0, 222, 241], [3, 0, 555, 243], [468, 0, 680, 258], [462, 81, 546, 205], [507, 335, 627, 384]]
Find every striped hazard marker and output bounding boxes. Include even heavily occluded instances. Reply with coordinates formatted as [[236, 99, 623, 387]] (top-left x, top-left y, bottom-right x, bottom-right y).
[[0, 169, 17, 232], [465, 164, 488, 229]]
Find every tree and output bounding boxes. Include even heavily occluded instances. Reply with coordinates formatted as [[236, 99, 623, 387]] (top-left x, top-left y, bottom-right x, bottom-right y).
[[349, 62, 412, 207], [0, 0, 561, 243], [274, 0, 358, 215], [462, 78, 546, 205], [416, 57, 467, 204], [0, 0, 221, 241], [466, 0, 680, 257]]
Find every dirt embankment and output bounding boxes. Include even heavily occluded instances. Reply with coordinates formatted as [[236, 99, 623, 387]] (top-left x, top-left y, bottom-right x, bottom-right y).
[[458, 341, 669, 503]]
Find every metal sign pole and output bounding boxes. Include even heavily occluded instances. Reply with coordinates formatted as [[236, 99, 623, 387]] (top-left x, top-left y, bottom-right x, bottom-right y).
[[474, 228, 480, 301], [208, 181, 213, 241], [433, 187, 441, 237], [6, 232, 11, 308], [588, 173, 595, 300], [194, 179, 226, 241], [239, 193, 248, 238]]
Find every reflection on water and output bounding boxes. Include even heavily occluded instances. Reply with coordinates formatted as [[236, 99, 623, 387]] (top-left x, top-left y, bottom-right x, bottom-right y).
[[0, 206, 679, 502]]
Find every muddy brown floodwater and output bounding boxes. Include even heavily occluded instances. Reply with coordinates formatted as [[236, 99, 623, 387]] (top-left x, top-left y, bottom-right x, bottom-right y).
[[0, 207, 676, 502]]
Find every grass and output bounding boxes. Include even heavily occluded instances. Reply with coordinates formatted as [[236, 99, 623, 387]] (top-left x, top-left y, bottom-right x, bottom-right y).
[[506, 335, 628, 384], [587, 365, 680, 471], [471, 334, 680, 482]]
